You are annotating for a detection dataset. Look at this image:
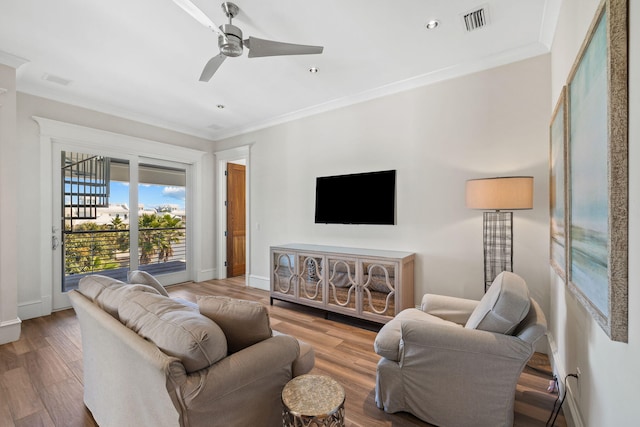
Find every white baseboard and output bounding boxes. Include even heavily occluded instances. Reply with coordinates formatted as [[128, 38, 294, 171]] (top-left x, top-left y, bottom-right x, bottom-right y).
[[18, 299, 47, 320], [547, 333, 584, 427], [249, 274, 269, 291], [0, 317, 22, 345], [196, 268, 216, 282]]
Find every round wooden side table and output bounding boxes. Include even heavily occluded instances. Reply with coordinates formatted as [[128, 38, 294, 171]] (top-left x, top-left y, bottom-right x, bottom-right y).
[[282, 374, 345, 427]]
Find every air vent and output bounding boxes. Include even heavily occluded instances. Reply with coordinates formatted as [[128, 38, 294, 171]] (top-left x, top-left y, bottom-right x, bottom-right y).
[[42, 73, 72, 86], [207, 123, 223, 130], [462, 5, 489, 32]]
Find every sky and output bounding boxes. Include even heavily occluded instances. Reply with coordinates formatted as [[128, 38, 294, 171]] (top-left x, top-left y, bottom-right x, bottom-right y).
[[110, 181, 185, 210]]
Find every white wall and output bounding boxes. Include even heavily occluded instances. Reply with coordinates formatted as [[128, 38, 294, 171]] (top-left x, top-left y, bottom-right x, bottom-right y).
[[15, 93, 216, 319], [216, 55, 551, 309], [548, 0, 640, 425], [0, 64, 20, 344]]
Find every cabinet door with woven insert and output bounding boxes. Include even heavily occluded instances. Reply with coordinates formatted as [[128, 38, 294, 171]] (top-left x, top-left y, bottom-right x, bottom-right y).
[[296, 253, 324, 308]]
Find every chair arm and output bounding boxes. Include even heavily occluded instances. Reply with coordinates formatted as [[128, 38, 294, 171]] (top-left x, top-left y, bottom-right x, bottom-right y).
[[374, 309, 461, 362], [181, 334, 300, 411], [420, 294, 479, 325], [401, 318, 532, 360]]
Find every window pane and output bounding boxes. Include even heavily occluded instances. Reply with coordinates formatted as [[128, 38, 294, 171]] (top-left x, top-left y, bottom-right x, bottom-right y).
[[137, 164, 187, 275], [62, 153, 130, 291]]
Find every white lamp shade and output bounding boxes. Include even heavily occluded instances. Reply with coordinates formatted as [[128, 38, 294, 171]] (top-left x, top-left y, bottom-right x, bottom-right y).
[[466, 176, 534, 210]]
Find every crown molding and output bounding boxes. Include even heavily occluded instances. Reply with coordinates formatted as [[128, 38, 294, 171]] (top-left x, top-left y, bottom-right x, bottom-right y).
[[19, 85, 217, 141], [209, 42, 550, 141], [0, 50, 29, 69], [539, 0, 563, 49]]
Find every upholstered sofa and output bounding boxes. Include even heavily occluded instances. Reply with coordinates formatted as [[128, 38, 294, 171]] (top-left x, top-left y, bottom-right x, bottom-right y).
[[70, 272, 314, 427], [374, 272, 547, 427]]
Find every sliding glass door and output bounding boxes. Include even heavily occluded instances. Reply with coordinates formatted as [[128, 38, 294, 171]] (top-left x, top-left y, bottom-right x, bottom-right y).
[[54, 148, 189, 308]]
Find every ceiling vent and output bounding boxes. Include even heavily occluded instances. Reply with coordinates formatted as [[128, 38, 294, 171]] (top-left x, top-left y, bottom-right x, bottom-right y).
[[461, 5, 489, 32], [42, 73, 72, 86]]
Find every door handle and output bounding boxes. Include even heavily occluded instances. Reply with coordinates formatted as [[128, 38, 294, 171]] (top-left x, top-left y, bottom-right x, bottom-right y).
[[52, 235, 60, 250]]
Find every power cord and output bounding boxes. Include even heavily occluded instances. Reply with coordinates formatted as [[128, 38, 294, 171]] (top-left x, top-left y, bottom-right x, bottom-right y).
[[546, 373, 579, 427]]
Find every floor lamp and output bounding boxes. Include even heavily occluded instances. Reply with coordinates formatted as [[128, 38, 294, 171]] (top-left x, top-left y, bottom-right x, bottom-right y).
[[466, 176, 533, 292]]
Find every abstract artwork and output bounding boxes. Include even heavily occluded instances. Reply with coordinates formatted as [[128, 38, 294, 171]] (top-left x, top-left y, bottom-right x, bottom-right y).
[[566, 0, 628, 342]]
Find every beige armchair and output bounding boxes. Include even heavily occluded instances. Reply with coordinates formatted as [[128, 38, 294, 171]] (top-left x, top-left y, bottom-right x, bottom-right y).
[[374, 272, 547, 427]]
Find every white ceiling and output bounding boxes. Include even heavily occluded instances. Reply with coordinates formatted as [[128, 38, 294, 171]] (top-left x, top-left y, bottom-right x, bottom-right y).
[[0, 0, 559, 140]]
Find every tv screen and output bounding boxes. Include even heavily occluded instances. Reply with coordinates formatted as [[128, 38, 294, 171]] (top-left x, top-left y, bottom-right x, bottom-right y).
[[314, 170, 396, 225]]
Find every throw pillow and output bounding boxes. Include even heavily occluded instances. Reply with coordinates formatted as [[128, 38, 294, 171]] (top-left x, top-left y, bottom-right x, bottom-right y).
[[127, 270, 169, 297], [78, 274, 123, 301], [197, 295, 272, 354], [465, 272, 531, 335], [119, 292, 227, 373]]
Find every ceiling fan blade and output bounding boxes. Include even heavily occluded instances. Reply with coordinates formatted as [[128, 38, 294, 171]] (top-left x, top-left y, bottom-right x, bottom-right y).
[[245, 36, 324, 58], [172, 0, 223, 37], [199, 54, 227, 82]]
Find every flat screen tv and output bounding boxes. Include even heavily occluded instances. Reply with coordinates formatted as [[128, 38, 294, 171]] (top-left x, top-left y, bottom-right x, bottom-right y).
[[314, 170, 396, 225]]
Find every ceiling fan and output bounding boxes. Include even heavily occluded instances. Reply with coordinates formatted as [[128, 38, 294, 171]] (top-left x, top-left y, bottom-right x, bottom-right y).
[[172, 0, 324, 82]]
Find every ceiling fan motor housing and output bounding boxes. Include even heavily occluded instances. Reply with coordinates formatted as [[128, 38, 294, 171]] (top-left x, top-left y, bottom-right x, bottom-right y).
[[219, 24, 243, 56]]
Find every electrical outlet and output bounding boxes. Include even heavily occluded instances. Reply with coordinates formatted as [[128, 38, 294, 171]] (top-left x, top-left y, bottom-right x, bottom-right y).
[[574, 367, 581, 400]]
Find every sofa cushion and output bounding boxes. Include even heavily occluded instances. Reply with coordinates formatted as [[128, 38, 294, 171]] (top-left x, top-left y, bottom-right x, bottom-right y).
[[127, 270, 169, 297], [78, 275, 160, 319], [119, 292, 227, 373], [465, 272, 531, 335], [197, 295, 272, 354]]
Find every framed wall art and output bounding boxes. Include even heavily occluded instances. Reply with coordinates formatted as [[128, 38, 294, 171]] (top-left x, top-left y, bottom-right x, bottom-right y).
[[549, 86, 567, 281], [566, 0, 628, 342]]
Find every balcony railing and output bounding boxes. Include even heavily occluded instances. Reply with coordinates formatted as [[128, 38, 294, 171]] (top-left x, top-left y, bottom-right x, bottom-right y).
[[63, 227, 186, 290]]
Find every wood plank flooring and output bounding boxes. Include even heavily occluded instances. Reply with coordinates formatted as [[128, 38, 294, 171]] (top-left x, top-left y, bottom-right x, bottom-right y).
[[0, 277, 565, 426]]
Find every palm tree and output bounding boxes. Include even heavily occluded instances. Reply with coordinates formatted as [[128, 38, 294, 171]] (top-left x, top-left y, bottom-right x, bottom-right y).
[[138, 213, 160, 264], [156, 214, 184, 262]]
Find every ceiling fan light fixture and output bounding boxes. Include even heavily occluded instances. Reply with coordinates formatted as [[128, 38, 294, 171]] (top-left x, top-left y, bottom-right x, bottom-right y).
[[219, 24, 243, 57]]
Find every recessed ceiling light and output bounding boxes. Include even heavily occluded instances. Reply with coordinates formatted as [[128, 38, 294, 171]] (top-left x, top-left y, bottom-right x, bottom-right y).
[[309, 67, 319, 73], [217, 104, 225, 109], [426, 19, 440, 30]]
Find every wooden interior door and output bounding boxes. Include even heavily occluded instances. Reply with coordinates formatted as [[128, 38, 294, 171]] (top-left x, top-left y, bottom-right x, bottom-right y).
[[226, 163, 246, 277]]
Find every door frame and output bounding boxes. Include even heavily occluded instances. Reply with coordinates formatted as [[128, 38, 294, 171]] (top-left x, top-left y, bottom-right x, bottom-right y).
[[35, 117, 206, 314], [215, 145, 251, 285]]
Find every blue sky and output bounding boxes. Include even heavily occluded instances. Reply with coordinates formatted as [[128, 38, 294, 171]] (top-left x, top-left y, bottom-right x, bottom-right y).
[[110, 181, 185, 209]]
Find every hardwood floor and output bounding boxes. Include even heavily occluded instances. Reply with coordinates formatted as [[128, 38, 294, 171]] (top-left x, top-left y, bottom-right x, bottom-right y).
[[0, 277, 565, 427]]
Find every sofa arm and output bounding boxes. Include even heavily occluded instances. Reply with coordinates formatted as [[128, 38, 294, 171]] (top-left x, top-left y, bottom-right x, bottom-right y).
[[272, 330, 315, 376], [181, 334, 300, 411], [420, 294, 479, 325]]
